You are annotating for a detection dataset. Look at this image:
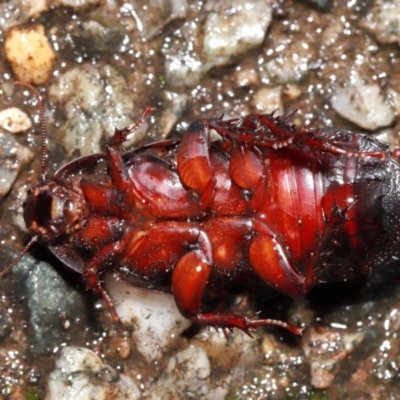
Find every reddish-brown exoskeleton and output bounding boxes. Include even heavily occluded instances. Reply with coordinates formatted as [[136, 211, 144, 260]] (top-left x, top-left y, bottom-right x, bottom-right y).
[[3, 82, 400, 336]]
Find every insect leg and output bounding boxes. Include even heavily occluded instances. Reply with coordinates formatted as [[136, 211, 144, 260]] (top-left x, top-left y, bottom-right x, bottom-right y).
[[249, 219, 305, 297], [172, 242, 303, 335], [177, 119, 216, 208], [80, 179, 130, 216], [172, 250, 212, 324], [203, 113, 299, 147], [171, 220, 304, 335], [105, 108, 155, 206], [82, 241, 126, 321]]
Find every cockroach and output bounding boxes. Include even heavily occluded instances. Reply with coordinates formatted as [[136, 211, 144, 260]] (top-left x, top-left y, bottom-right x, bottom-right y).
[[3, 81, 400, 336]]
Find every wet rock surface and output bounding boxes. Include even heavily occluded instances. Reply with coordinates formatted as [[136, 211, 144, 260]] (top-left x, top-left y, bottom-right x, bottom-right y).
[[26, 259, 90, 356], [0, 0, 400, 399], [0, 131, 34, 198], [46, 346, 140, 400]]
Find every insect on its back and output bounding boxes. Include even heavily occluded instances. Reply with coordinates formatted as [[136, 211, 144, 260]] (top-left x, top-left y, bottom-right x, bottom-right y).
[[3, 82, 400, 336]]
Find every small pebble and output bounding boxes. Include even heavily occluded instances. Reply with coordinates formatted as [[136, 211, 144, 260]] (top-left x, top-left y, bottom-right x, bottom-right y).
[[105, 274, 191, 362], [4, 24, 56, 85], [118, 339, 131, 360], [284, 84, 302, 101], [46, 346, 140, 400], [127, 0, 188, 38], [147, 345, 211, 399], [51, 0, 101, 10], [233, 63, 260, 87], [0, 0, 48, 32], [303, 326, 364, 389], [331, 72, 394, 130], [0, 132, 34, 197], [363, 0, 400, 45], [49, 64, 142, 155], [164, 0, 272, 86], [252, 86, 284, 114], [0, 107, 32, 133], [202, 0, 272, 67]]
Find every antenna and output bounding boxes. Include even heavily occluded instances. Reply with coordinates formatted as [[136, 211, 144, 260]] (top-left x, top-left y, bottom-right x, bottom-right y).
[[0, 235, 39, 279], [14, 81, 48, 184]]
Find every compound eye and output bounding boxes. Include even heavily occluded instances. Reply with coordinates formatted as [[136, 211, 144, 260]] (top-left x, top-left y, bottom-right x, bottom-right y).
[[63, 200, 77, 219], [35, 192, 53, 227], [51, 197, 64, 221]]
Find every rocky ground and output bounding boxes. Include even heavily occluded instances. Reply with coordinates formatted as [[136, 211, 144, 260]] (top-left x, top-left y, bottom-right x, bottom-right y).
[[1, 0, 400, 398]]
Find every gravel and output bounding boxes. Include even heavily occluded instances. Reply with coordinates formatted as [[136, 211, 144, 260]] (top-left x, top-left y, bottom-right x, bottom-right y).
[[1, 1, 400, 398]]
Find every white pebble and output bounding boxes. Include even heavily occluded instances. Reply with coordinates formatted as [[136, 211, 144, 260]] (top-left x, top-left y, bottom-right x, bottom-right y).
[[331, 72, 394, 130], [46, 346, 141, 400], [105, 275, 191, 362], [165, 0, 272, 86], [51, 0, 101, 10], [0, 107, 32, 133], [252, 87, 284, 115], [147, 345, 211, 399], [363, 0, 400, 44], [49, 64, 140, 155], [202, 0, 272, 66], [4, 24, 55, 85]]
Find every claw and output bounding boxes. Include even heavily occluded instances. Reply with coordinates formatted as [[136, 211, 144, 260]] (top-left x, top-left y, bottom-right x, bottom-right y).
[[243, 326, 255, 339], [247, 317, 303, 335], [95, 281, 120, 322], [304, 115, 319, 129], [109, 107, 155, 147], [284, 109, 298, 124], [270, 108, 279, 118], [196, 311, 303, 338]]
